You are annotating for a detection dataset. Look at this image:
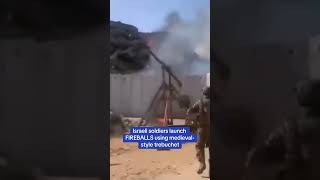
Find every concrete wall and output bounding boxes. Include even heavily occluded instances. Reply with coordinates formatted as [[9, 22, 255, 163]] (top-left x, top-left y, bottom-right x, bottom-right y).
[[0, 27, 106, 177], [110, 74, 207, 118]]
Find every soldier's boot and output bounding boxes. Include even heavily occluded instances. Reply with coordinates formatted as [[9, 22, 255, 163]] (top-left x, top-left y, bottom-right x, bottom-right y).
[[196, 148, 206, 174], [196, 127, 207, 174], [198, 162, 206, 174]]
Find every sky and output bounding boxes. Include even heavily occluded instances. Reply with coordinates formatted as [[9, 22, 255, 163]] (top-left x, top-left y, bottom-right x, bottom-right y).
[[110, 0, 210, 32]]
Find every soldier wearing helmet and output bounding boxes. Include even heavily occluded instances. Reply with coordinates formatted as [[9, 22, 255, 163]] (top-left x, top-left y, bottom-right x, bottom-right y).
[[187, 86, 211, 175]]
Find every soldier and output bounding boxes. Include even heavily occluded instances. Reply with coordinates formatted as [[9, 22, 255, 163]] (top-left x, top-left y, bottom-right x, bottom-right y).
[[187, 86, 210, 175], [178, 94, 198, 133], [245, 80, 320, 180], [110, 110, 127, 135], [244, 113, 305, 180]]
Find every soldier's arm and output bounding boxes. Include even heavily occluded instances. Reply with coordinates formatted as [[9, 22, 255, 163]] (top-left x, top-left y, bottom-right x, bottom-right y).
[[187, 100, 201, 115], [246, 126, 286, 167], [265, 126, 286, 147], [185, 101, 201, 126]]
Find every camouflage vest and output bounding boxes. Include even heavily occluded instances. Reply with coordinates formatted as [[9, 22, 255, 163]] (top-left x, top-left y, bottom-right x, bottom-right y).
[[199, 98, 210, 126]]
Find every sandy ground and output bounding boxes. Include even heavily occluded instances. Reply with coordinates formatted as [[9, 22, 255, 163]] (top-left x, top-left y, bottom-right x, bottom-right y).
[[110, 137, 210, 180]]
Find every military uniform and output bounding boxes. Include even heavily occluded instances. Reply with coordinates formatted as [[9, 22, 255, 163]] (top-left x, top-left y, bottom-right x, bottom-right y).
[[245, 80, 320, 180], [187, 87, 210, 175], [110, 111, 127, 135], [245, 113, 306, 180]]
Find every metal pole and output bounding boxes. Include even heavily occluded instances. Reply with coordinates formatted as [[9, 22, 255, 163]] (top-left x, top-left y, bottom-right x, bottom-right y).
[[168, 74, 173, 125], [162, 67, 167, 124], [146, 47, 182, 87]]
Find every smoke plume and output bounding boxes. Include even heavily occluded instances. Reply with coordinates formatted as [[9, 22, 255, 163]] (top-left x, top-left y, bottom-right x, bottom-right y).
[[149, 9, 210, 76], [195, 10, 210, 60]]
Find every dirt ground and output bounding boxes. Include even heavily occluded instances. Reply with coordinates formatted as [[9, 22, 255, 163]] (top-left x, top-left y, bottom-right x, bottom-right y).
[[110, 137, 210, 180]]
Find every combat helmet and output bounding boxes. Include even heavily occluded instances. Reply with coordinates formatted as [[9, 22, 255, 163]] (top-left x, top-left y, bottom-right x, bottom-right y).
[[202, 86, 210, 98]]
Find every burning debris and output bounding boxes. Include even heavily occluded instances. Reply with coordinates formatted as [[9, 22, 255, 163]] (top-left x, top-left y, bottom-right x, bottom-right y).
[[110, 21, 150, 74]]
